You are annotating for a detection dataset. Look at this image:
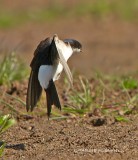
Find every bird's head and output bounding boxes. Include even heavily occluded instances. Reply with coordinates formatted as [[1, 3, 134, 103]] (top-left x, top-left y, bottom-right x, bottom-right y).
[[63, 39, 82, 53]]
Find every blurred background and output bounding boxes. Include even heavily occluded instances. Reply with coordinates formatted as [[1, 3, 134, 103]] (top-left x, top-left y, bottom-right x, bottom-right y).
[[0, 0, 138, 76]]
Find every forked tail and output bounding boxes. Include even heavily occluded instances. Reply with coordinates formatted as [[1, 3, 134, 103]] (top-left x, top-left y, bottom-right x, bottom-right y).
[[45, 80, 61, 117]]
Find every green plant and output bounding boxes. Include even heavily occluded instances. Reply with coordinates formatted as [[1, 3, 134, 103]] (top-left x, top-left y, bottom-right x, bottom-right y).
[[122, 77, 138, 90], [0, 114, 16, 157], [0, 92, 26, 116], [74, 0, 138, 20], [0, 52, 28, 85], [0, 6, 66, 29], [0, 0, 137, 29], [115, 115, 129, 122], [64, 77, 93, 115]]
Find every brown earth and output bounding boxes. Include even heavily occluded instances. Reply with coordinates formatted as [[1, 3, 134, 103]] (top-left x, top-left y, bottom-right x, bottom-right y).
[[0, 79, 138, 160], [0, 1, 138, 160], [2, 114, 138, 160]]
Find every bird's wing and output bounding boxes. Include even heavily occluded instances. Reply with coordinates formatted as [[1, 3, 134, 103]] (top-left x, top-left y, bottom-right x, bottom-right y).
[[26, 37, 53, 111], [57, 48, 73, 88], [30, 37, 53, 70], [54, 39, 73, 88], [26, 70, 42, 111]]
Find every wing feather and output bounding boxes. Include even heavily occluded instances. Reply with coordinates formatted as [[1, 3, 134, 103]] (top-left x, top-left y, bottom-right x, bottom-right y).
[[58, 48, 73, 88], [54, 39, 73, 88], [30, 37, 53, 71], [26, 70, 42, 111]]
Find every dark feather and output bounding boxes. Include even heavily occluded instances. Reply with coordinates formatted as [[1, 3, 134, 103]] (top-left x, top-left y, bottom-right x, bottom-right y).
[[45, 87, 52, 117], [45, 80, 61, 117], [26, 70, 42, 111], [63, 39, 82, 50], [30, 38, 52, 70], [49, 80, 61, 110]]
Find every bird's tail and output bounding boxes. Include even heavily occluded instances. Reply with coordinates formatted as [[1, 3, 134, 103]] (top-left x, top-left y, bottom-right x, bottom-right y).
[[45, 80, 61, 117]]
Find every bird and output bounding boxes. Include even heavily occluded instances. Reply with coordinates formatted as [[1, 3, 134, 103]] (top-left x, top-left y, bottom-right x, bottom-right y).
[[26, 34, 82, 117]]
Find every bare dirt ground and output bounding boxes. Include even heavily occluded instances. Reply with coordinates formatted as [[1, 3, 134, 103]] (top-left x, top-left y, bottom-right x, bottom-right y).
[[0, 1, 138, 160], [2, 114, 138, 160], [0, 79, 138, 160]]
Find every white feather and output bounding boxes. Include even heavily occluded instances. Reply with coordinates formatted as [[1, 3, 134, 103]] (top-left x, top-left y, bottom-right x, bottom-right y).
[[55, 39, 73, 61]]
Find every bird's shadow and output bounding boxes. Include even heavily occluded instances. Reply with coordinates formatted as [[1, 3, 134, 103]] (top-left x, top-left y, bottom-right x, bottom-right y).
[[0, 141, 25, 151], [6, 143, 25, 150]]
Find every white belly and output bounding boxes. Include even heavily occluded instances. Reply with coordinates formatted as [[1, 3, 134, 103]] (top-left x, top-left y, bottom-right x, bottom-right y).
[[38, 63, 63, 89]]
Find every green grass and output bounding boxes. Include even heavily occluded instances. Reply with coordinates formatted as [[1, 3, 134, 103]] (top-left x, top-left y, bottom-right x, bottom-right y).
[[0, 53, 28, 85], [0, 6, 66, 29], [61, 71, 138, 119], [0, 0, 137, 28], [115, 115, 129, 122], [121, 77, 138, 90], [0, 12, 29, 28], [0, 92, 26, 116], [0, 114, 16, 157], [63, 76, 93, 116], [76, 0, 138, 20], [0, 52, 137, 121]]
